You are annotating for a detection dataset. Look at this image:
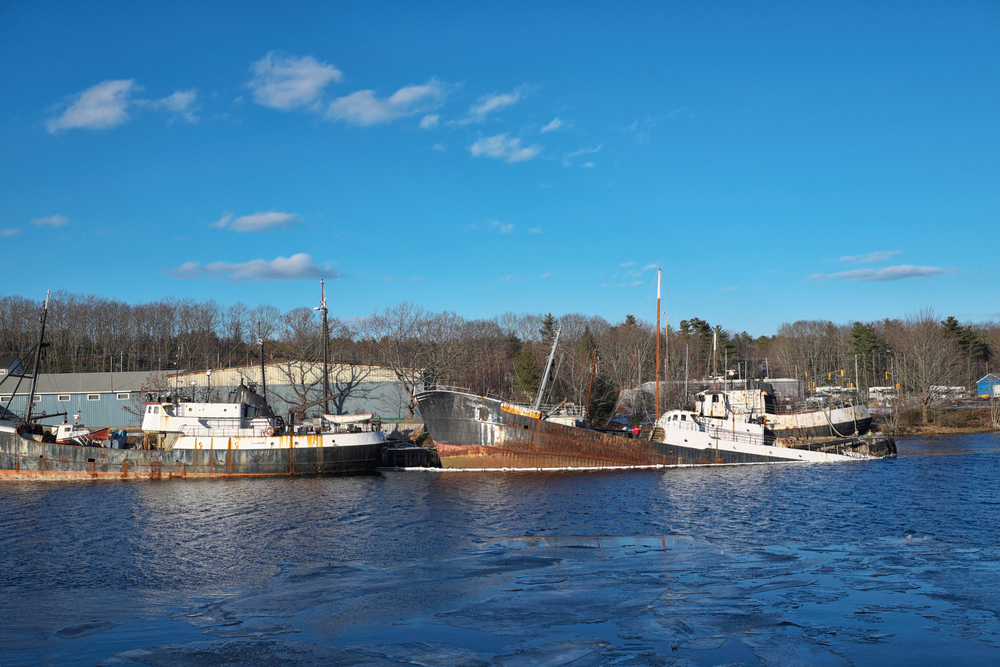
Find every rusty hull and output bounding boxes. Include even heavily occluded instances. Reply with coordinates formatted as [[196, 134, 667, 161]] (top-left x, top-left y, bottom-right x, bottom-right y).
[[416, 388, 790, 469], [0, 431, 384, 480]]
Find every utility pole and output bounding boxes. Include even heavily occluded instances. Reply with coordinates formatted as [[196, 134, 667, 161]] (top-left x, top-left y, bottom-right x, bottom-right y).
[[854, 354, 859, 400], [314, 279, 330, 416]]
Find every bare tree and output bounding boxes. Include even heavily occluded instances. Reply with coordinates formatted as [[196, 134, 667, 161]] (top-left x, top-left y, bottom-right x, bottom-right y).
[[885, 309, 963, 423]]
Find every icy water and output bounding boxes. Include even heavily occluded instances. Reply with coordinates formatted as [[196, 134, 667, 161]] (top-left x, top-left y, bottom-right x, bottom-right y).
[[2, 434, 999, 666]]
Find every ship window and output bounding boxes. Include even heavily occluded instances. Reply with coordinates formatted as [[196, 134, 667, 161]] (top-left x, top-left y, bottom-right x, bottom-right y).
[[154, 406, 159, 414], [117, 393, 130, 400], [32, 396, 41, 403], [712, 395, 719, 403], [147, 406, 152, 413], [87, 394, 100, 401], [681, 414, 687, 421], [0, 395, 9, 401], [58, 394, 70, 402]]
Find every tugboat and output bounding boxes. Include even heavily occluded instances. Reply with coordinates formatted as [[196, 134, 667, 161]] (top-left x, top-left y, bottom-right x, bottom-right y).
[[650, 387, 896, 463]]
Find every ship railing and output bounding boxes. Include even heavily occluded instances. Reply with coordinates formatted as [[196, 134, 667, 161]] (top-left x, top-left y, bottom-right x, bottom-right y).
[[665, 419, 769, 447], [177, 420, 272, 438]]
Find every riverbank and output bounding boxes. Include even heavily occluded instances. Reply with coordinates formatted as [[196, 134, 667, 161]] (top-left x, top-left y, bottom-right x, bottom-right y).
[[878, 406, 999, 437]]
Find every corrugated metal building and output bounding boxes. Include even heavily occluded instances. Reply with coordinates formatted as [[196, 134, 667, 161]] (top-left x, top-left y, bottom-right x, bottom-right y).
[[0, 363, 414, 429], [0, 371, 153, 429], [977, 374, 1000, 399]]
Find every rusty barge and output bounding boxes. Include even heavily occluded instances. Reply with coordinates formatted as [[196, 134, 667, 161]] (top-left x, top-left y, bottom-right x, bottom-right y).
[[414, 387, 895, 469]]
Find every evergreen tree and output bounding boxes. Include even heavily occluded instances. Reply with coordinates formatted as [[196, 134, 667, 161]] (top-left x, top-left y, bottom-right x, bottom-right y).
[[539, 313, 557, 340], [514, 347, 542, 401]]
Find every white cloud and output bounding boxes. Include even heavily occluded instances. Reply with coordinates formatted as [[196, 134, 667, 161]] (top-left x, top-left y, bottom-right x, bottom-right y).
[[489, 220, 514, 233], [469, 133, 540, 163], [1, 228, 20, 237], [619, 261, 636, 268], [839, 250, 903, 263], [464, 88, 525, 123], [540, 272, 551, 278], [529, 227, 542, 234], [139, 89, 199, 122], [31, 215, 69, 227], [643, 263, 658, 271], [432, 143, 447, 151], [420, 114, 439, 129], [809, 265, 953, 282], [327, 79, 447, 126], [212, 211, 299, 232], [563, 145, 602, 167], [249, 52, 342, 111], [166, 253, 339, 282], [47, 80, 134, 133], [540, 117, 563, 133]]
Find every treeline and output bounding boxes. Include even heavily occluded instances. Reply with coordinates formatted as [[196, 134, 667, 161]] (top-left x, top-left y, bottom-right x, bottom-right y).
[[2, 291, 997, 420]]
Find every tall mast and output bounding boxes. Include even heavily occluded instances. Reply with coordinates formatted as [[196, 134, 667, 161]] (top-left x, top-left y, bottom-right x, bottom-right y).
[[257, 319, 267, 402], [25, 290, 50, 424], [534, 326, 561, 412], [655, 269, 661, 418], [314, 279, 330, 415]]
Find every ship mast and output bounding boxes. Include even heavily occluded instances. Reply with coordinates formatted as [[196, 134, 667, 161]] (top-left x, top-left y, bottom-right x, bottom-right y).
[[533, 326, 562, 412], [257, 319, 267, 402], [655, 269, 661, 418], [25, 290, 50, 424], [314, 279, 330, 416]]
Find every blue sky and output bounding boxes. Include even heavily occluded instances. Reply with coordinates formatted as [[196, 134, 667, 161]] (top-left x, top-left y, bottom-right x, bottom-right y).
[[2, 1, 998, 335]]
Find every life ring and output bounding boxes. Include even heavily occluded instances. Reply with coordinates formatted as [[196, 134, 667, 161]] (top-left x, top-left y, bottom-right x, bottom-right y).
[[265, 426, 275, 437]]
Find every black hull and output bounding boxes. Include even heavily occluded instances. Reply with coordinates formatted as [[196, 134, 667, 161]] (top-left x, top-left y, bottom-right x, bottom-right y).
[[415, 389, 892, 468], [0, 432, 384, 480], [773, 417, 874, 440]]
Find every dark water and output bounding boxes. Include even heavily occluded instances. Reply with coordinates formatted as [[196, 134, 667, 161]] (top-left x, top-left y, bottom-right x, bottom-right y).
[[2, 433, 999, 666]]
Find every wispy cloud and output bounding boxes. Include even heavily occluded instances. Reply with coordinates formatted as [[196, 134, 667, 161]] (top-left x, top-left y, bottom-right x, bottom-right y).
[[166, 253, 339, 282], [567, 145, 602, 158], [470, 133, 540, 163], [721, 286, 739, 292], [463, 87, 527, 123], [249, 52, 342, 111], [620, 261, 636, 268], [211, 211, 299, 232], [32, 215, 69, 227], [47, 80, 201, 132], [563, 144, 602, 167], [420, 114, 439, 129], [327, 79, 447, 125], [540, 117, 563, 133], [529, 227, 542, 234], [489, 220, 514, 233], [137, 89, 199, 122], [809, 265, 953, 282], [47, 80, 135, 133], [1, 228, 20, 237], [432, 143, 447, 151], [839, 250, 903, 263], [643, 263, 658, 271]]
